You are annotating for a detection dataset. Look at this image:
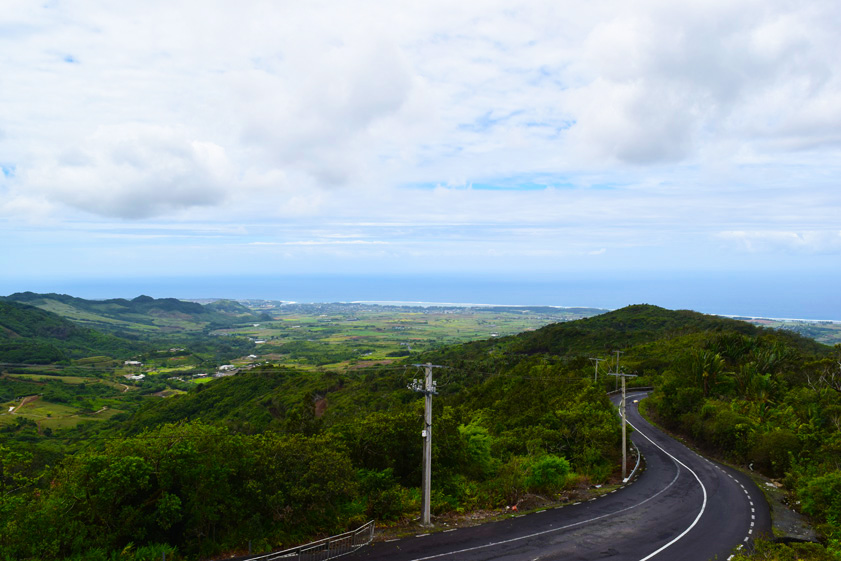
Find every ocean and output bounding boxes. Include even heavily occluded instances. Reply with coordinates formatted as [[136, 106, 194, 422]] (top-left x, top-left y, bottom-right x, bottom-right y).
[[3, 272, 840, 321]]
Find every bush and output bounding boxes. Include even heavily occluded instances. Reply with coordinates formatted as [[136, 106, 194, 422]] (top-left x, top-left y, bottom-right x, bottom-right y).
[[750, 429, 801, 477], [524, 455, 571, 495], [357, 468, 406, 520], [797, 470, 841, 541]]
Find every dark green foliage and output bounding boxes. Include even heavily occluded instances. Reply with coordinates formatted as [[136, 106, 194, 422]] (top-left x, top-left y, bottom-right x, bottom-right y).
[[751, 429, 801, 477], [643, 322, 839, 554], [356, 468, 407, 520], [3, 423, 357, 560], [524, 455, 570, 493], [9, 303, 838, 560], [797, 471, 841, 543], [0, 301, 142, 363]]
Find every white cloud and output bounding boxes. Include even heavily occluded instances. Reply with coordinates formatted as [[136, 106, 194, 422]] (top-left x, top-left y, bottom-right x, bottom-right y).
[[717, 230, 841, 254], [1, 0, 840, 281], [21, 124, 231, 218]]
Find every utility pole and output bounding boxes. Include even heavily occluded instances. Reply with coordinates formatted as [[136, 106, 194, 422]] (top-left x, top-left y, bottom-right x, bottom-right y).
[[613, 350, 623, 391], [608, 356, 636, 482], [409, 363, 441, 526], [589, 357, 605, 383]]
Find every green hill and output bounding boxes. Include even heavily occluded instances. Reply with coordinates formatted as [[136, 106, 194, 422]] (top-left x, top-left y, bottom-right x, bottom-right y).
[[4, 292, 263, 336], [0, 300, 142, 363], [422, 304, 829, 369], [116, 304, 834, 435]]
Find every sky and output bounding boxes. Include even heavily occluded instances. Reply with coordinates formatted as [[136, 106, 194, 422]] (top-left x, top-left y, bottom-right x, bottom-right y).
[[1, 1, 840, 315]]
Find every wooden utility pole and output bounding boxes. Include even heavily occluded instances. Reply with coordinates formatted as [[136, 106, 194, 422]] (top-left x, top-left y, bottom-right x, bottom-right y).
[[613, 350, 623, 391], [410, 363, 440, 526], [589, 357, 605, 382]]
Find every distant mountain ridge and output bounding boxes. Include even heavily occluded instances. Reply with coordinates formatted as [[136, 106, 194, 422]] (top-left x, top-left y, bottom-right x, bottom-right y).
[[3, 292, 265, 335]]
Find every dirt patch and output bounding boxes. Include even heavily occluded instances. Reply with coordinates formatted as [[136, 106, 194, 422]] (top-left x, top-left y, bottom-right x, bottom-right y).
[[11, 395, 40, 413], [350, 360, 396, 369], [314, 398, 328, 418]]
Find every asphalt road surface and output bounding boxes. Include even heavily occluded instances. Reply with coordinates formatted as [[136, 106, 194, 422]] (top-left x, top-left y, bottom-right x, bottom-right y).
[[345, 392, 771, 561]]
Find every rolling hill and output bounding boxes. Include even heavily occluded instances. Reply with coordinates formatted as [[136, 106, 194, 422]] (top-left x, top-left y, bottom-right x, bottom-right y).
[[3, 292, 267, 336], [0, 300, 143, 363]]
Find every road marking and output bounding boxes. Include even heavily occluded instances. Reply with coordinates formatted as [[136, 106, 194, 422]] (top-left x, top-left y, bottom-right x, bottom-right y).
[[407, 460, 683, 561], [416, 533, 429, 537], [443, 529, 457, 533], [627, 419, 708, 561]]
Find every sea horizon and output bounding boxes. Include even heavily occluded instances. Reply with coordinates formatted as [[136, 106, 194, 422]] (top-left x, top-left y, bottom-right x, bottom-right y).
[[3, 272, 839, 322]]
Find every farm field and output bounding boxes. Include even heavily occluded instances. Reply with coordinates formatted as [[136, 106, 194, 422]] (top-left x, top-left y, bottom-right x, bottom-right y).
[[0, 394, 126, 431], [214, 302, 607, 370], [0, 303, 606, 433], [740, 317, 841, 345]]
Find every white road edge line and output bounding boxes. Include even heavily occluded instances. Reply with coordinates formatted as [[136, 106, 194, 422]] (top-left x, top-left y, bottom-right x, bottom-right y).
[[407, 456, 683, 561], [628, 419, 708, 561]]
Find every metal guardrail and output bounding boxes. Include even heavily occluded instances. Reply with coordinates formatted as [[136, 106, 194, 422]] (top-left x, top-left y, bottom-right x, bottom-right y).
[[247, 521, 375, 561]]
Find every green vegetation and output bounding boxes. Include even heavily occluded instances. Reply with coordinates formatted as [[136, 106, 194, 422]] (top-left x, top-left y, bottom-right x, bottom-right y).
[[213, 301, 606, 370], [2, 296, 840, 560], [638, 329, 841, 558], [0, 301, 141, 364], [4, 293, 265, 336]]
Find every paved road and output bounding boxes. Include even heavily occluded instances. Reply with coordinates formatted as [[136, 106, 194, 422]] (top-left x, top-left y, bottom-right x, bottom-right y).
[[346, 392, 771, 561]]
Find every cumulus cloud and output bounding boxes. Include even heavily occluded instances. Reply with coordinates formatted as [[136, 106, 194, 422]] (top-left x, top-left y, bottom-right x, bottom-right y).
[[21, 124, 231, 218], [1, 0, 840, 261]]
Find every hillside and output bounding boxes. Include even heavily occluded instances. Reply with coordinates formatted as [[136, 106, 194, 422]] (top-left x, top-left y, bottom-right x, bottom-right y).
[[114, 304, 834, 435], [4, 303, 839, 561], [3, 292, 265, 336], [424, 304, 829, 369], [0, 300, 142, 363]]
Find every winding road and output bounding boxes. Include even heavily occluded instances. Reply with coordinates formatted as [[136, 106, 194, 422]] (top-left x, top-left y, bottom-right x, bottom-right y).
[[346, 392, 771, 561]]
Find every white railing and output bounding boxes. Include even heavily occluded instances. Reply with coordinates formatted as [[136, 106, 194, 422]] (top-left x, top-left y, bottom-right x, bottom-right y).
[[249, 521, 375, 561]]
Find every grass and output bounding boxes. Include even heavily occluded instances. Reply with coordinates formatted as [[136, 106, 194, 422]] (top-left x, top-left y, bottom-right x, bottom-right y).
[[8, 374, 92, 384], [0, 396, 126, 429], [211, 303, 603, 371]]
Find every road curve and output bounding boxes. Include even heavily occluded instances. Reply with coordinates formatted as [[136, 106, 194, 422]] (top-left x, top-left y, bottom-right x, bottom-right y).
[[345, 392, 771, 561]]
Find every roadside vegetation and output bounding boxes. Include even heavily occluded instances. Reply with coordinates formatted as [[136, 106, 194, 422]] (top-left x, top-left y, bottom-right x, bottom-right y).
[[2, 296, 839, 560]]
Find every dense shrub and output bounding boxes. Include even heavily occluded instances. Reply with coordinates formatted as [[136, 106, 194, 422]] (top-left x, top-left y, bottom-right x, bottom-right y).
[[524, 455, 571, 494]]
